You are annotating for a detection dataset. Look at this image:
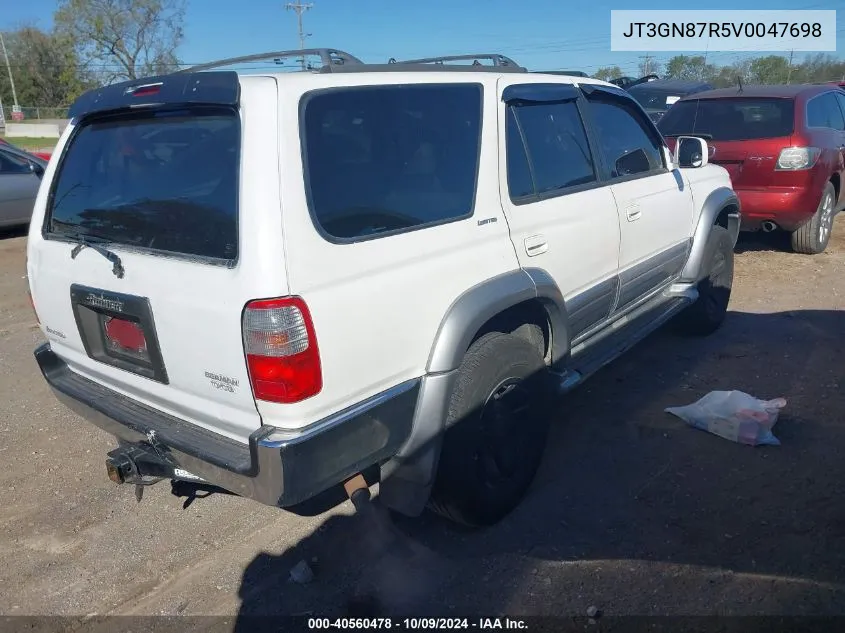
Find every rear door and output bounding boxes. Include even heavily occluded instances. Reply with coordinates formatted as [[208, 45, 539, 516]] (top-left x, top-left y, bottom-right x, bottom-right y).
[[496, 80, 621, 341], [26, 75, 284, 443]]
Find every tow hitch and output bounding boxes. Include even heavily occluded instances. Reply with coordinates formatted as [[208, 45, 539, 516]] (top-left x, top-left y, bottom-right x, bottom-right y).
[[105, 439, 204, 502]]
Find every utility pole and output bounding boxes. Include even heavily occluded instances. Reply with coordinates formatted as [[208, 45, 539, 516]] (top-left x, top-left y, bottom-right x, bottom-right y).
[[0, 31, 19, 108], [286, 0, 313, 70], [786, 49, 794, 84], [639, 54, 653, 77]]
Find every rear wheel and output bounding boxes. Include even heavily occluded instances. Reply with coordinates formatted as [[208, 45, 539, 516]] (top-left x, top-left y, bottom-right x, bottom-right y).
[[428, 332, 551, 528], [791, 182, 835, 255], [675, 224, 734, 336]]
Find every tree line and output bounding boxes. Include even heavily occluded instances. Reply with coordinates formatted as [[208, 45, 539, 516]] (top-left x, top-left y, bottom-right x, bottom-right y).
[[1, 0, 844, 111], [0, 0, 185, 110], [595, 54, 845, 87]]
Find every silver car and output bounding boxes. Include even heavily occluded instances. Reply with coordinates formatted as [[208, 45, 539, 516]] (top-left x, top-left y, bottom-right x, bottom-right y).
[[0, 143, 47, 228]]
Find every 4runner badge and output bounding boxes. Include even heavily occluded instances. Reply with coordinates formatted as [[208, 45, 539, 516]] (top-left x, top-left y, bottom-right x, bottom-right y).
[[85, 293, 124, 312], [205, 371, 239, 393]]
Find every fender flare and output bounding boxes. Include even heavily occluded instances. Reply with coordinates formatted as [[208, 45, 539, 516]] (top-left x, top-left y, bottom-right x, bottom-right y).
[[426, 268, 571, 373], [680, 186, 741, 283], [379, 268, 571, 517]]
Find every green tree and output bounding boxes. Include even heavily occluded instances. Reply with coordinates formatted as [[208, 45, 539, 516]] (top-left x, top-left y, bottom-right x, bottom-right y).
[[0, 26, 91, 109], [749, 55, 791, 84], [594, 66, 623, 81], [665, 55, 716, 81], [54, 0, 186, 83]]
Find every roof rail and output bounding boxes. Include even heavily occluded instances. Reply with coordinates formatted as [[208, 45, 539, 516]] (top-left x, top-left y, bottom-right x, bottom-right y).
[[387, 53, 523, 68], [175, 48, 364, 73]]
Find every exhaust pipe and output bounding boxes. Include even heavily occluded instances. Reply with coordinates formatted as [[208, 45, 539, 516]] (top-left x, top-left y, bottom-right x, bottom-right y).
[[761, 221, 777, 233]]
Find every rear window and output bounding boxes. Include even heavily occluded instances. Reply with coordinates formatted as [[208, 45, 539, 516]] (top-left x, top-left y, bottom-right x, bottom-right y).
[[301, 83, 482, 241], [657, 98, 794, 141], [46, 107, 240, 261]]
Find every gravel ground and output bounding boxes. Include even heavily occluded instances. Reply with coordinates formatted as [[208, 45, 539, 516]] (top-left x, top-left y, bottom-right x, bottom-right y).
[[1, 221, 845, 625]]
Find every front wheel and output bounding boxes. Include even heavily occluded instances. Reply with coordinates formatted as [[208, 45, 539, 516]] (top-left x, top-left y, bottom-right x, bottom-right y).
[[790, 182, 836, 255], [674, 224, 734, 336], [428, 332, 551, 528]]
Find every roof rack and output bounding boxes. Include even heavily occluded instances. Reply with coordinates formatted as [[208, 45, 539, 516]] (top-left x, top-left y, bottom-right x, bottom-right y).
[[387, 53, 524, 69], [175, 48, 364, 73]]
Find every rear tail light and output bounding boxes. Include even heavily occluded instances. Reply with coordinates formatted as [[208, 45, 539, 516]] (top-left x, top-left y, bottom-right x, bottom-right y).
[[242, 297, 322, 404], [776, 147, 820, 171]]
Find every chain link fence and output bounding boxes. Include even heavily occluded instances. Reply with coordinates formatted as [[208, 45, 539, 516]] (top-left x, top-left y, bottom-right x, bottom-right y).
[[0, 105, 70, 123]]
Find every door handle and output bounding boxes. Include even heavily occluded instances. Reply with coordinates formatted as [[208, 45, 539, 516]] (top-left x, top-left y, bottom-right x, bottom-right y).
[[523, 234, 548, 257], [625, 204, 642, 222]]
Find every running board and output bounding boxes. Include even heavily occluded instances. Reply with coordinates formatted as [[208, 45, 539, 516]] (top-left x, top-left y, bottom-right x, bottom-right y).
[[551, 284, 698, 394]]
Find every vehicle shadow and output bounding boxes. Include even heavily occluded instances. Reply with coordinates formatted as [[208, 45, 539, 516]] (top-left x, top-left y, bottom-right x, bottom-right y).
[[734, 230, 793, 254], [233, 308, 845, 624], [0, 226, 28, 241]]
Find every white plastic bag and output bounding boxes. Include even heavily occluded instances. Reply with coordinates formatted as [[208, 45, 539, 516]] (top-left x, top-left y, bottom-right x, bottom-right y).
[[665, 390, 786, 446]]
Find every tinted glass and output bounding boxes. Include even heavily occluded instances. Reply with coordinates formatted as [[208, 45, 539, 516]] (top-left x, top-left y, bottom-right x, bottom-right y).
[[807, 92, 845, 130], [658, 98, 795, 141], [836, 92, 845, 120], [47, 108, 240, 260], [302, 84, 482, 240], [505, 107, 534, 199], [0, 148, 33, 175], [587, 97, 663, 177], [628, 86, 687, 112], [510, 100, 596, 196]]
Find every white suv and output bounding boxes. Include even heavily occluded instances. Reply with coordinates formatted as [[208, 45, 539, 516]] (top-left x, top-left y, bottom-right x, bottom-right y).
[[27, 50, 740, 527]]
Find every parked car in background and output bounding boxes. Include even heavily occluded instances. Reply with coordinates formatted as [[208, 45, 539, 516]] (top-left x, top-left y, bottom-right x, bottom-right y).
[[0, 137, 52, 162], [658, 84, 845, 254], [0, 142, 46, 228], [628, 79, 714, 123], [610, 74, 658, 91]]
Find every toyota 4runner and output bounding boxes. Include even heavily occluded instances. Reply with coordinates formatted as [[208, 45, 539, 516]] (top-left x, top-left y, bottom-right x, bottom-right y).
[[27, 49, 740, 527]]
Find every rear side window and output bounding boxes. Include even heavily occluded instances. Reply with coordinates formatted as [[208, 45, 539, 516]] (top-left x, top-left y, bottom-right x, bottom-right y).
[[301, 83, 482, 241], [658, 98, 795, 141], [806, 92, 845, 130], [46, 107, 240, 261], [506, 100, 596, 200]]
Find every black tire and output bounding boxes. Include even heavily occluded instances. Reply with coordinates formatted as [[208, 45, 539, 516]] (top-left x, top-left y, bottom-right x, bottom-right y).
[[791, 182, 836, 255], [675, 224, 734, 336], [428, 332, 552, 528]]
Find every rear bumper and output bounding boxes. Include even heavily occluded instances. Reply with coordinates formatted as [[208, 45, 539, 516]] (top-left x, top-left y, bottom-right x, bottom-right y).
[[736, 185, 823, 232], [35, 343, 419, 507]]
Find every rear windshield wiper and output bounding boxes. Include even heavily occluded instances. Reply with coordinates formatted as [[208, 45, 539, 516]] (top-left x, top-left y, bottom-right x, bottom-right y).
[[63, 233, 125, 279]]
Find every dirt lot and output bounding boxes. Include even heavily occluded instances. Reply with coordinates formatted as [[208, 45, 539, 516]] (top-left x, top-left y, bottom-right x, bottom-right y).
[[2, 222, 845, 624]]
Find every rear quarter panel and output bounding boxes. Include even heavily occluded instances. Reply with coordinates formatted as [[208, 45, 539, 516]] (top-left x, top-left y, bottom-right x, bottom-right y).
[[270, 74, 520, 431]]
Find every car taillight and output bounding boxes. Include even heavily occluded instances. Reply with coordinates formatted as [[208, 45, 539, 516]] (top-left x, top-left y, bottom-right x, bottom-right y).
[[776, 147, 820, 171], [242, 297, 322, 404], [27, 290, 39, 325]]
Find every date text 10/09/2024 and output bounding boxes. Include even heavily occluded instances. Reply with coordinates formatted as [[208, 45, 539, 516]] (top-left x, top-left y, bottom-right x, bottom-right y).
[[307, 618, 529, 630]]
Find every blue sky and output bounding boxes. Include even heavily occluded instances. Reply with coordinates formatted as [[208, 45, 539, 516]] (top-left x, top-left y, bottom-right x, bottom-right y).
[[3, 0, 844, 77]]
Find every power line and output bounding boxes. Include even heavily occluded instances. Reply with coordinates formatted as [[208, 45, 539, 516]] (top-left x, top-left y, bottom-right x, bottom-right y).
[[285, 0, 313, 71]]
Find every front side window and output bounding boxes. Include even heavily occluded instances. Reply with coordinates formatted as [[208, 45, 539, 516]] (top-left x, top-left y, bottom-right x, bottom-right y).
[[0, 148, 34, 175], [301, 83, 482, 240], [586, 96, 664, 178]]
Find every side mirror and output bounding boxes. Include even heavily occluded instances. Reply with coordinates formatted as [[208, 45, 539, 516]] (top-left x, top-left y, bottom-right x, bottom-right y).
[[28, 161, 45, 177], [615, 148, 651, 177], [674, 136, 710, 168]]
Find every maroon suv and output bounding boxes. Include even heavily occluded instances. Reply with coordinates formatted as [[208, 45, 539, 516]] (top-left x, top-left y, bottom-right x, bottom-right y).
[[659, 84, 845, 254]]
